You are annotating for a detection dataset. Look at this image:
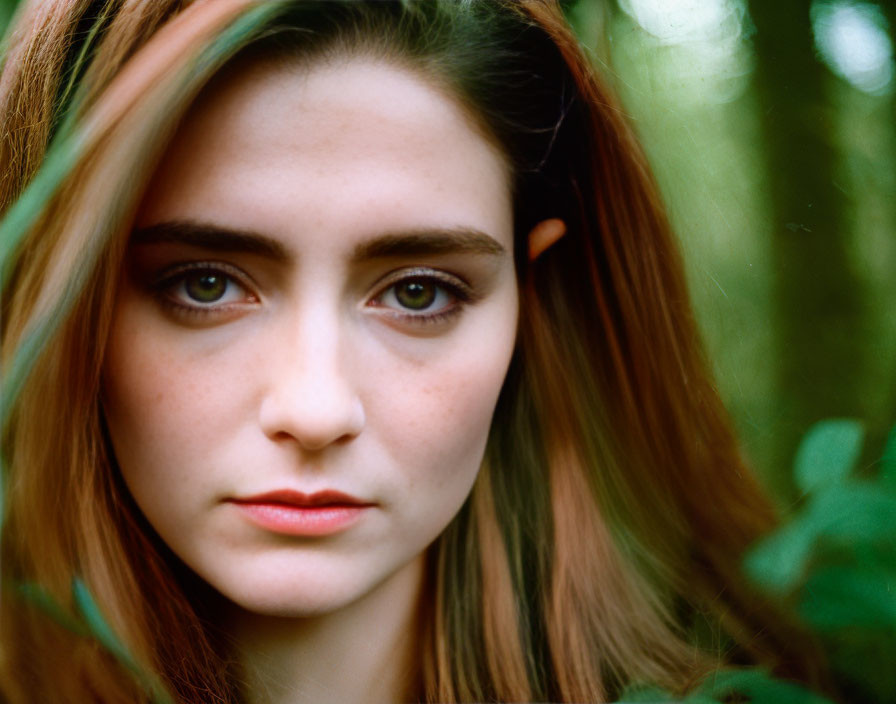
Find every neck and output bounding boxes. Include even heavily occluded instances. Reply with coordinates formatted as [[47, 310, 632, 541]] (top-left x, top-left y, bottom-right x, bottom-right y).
[[228, 556, 425, 704]]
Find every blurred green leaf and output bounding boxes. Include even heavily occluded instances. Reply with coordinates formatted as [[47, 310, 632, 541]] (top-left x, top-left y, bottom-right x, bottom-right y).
[[799, 565, 896, 630], [0, 0, 21, 40], [805, 482, 896, 546], [72, 578, 136, 667], [616, 683, 719, 703], [744, 481, 896, 593], [880, 424, 896, 489], [744, 420, 896, 703], [794, 419, 864, 494], [16, 581, 88, 638], [72, 579, 175, 704], [699, 668, 836, 703], [619, 667, 839, 703], [743, 516, 816, 593], [13, 579, 175, 702], [615, 684, 679, 702]]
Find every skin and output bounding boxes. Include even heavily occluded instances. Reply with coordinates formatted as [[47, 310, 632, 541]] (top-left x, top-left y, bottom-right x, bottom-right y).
[[102, 55, 563, 703]]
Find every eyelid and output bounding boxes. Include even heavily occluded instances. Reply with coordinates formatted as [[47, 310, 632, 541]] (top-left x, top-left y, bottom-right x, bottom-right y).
[[150, 260, 260, 315], [370, 266, 474, 299], [366, 266, 477, 326], [152, 260, 254, 286]]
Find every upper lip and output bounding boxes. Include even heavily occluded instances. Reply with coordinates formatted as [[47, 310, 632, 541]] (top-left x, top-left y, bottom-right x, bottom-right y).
[[230, 489, 373, 507]]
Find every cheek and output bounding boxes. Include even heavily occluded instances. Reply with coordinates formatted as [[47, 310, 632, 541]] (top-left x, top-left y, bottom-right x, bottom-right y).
[[370, 300, 519, 497], [101, 298, 245, 501], [103, 316, 178, 502]]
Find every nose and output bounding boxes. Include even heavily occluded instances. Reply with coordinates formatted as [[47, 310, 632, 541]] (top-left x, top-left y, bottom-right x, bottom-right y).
[[257, 315, 365, 452]]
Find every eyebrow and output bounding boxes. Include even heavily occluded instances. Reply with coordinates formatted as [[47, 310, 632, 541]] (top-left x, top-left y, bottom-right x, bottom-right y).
[[349, 228, 506, 261], [130, 220, 507, 261], [131, 221, 291, 260]]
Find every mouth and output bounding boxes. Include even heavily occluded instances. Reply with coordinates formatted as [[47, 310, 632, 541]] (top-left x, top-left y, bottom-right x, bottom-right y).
[[232, 489, 373, 508], [227, 490, 374, 536]]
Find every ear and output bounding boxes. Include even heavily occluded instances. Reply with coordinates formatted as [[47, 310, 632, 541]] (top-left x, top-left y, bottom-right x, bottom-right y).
[[527, 218, 566, 261]]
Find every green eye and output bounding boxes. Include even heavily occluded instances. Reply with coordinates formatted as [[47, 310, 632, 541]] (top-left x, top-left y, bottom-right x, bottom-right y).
[[372, 269, 473, 325], [184, 272, 227, 303], [395, 280, 437, 310], [153, 263, 256, 315]]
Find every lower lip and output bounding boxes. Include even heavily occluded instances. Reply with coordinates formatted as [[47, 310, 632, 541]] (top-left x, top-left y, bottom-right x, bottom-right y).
[[231, 502, 369, 536]]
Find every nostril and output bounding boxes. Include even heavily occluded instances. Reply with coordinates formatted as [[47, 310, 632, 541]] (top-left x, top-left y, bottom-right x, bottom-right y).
[[258, 384, 365, 451]]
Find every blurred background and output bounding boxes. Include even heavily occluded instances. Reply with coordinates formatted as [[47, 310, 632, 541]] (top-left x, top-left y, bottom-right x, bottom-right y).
[[565, 0, 895, 503]]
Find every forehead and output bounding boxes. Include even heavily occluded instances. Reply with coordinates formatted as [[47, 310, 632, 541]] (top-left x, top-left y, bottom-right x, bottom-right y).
[[137, 55, 514, 254]]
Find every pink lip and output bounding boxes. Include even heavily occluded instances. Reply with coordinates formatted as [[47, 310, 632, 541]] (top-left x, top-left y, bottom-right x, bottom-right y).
[[228, 490, 374, 537]]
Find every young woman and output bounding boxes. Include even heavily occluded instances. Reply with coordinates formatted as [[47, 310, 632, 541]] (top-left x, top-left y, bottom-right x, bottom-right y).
[[0, 1, 828, 702]]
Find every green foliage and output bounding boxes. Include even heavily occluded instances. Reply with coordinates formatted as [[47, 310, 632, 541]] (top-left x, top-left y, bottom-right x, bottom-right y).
[[745, 419, 896, 703], [15, 579, 175, 703], [0, 0, 20, 41], [698, 669, 836, 704], [619, 420, 896, 703], [620, 668, 836, 704], [880, 425, 896, 489], [72, 578, 144, 675], [744, 481, 894, 595], [793, 419, 865, 493]]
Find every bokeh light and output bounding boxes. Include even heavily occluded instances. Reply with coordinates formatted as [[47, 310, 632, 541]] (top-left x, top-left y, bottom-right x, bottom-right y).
[[812, 1, 895, 95], [617, 0, 755, 104]]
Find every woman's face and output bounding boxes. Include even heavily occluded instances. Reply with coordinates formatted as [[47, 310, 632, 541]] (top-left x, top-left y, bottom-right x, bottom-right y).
[[102, 56, 517, 616]]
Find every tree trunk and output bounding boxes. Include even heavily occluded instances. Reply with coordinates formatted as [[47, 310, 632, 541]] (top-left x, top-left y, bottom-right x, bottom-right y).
[[748, 0, 868, 490]]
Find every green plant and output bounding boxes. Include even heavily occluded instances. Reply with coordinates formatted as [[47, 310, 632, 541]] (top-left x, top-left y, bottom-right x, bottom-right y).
[[745, 419, 896, 703]]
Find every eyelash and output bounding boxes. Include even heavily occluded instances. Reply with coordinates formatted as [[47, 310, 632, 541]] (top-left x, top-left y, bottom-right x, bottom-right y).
[[151, 262, 259, 321], [368, 267, 474, 325], [149, 261, 474, 325]]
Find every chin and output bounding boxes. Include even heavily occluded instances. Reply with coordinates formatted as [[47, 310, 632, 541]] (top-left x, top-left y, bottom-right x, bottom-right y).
[[231, 595, 354, 619], [206, 551, 426, 622], [213, 574, 369, 618]]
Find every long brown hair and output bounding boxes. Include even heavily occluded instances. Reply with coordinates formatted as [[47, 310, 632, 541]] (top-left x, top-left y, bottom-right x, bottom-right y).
[[1, 1, 826, 701]]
